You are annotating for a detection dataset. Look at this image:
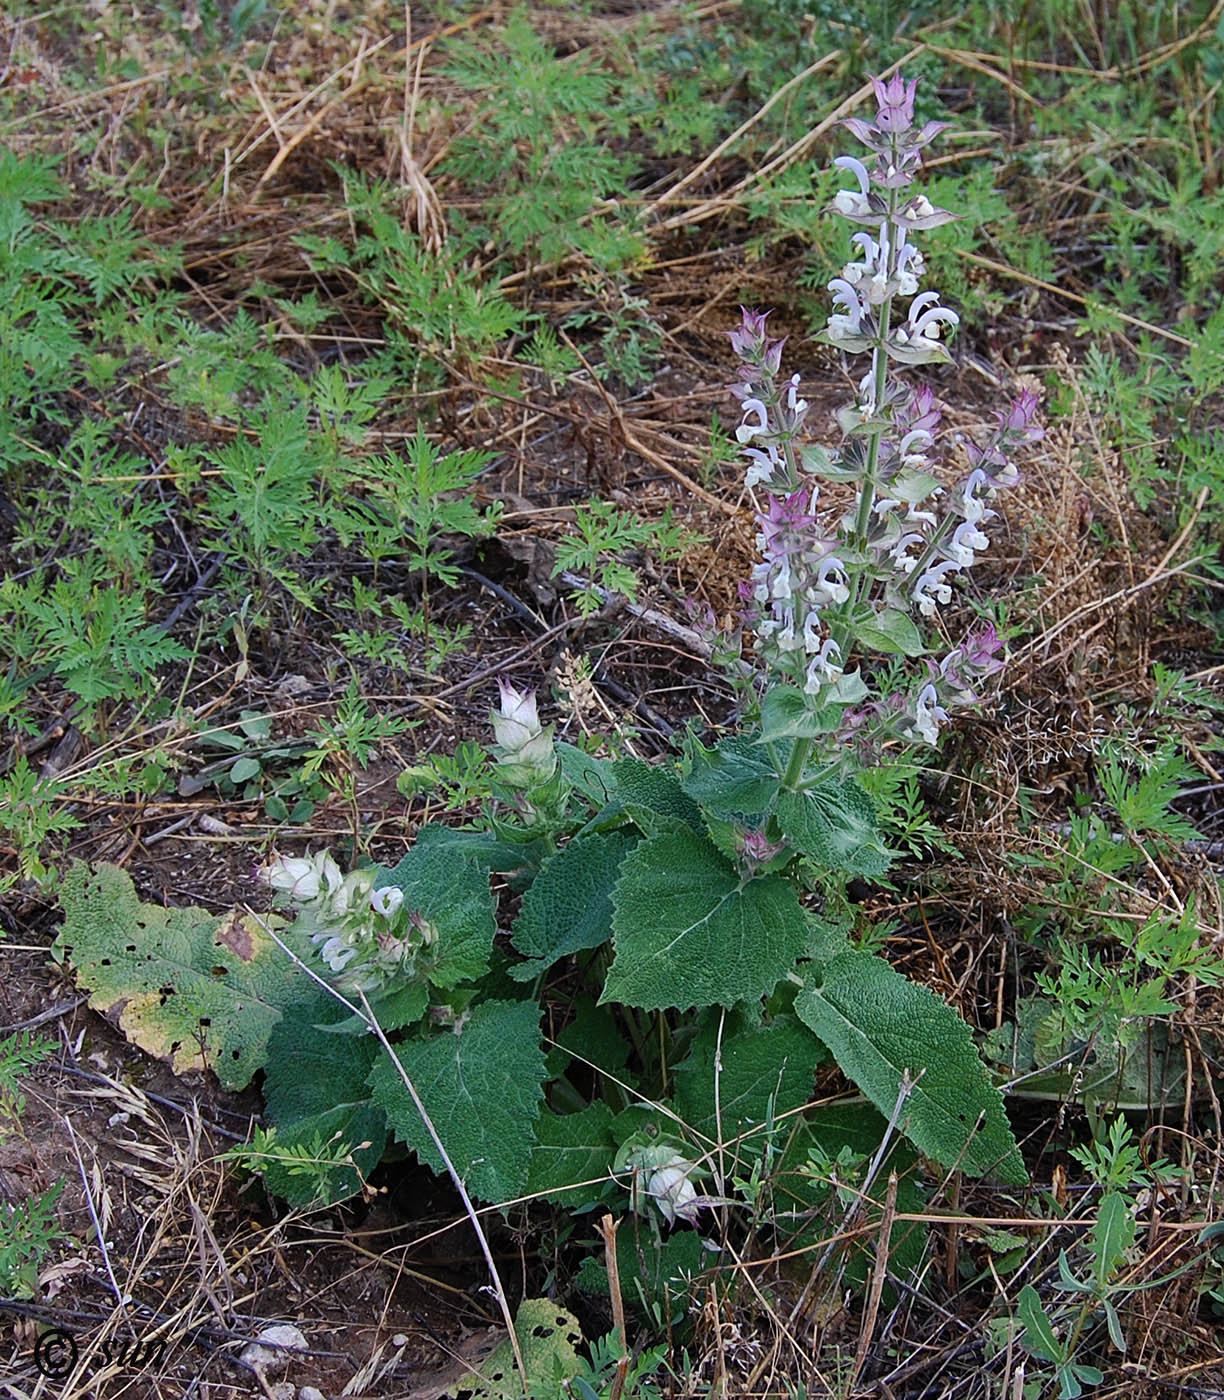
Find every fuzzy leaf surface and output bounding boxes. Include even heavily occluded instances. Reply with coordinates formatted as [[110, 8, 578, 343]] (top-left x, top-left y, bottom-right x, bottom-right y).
[[261, 989, 386, 1205], [673, 1012, 822, 1142], [380, 836, 496, 988], [525, 1103, 617, 1208], [368, 999, 545, 1202], [55, 862, 299, 1090], [795, 947, 1026, 1183], [509, 830, 636, 979], [611, 757, 702, 833], [681, 736, 779, 816], [775, 781, 890, 877], [605, 831, 808, 1010]]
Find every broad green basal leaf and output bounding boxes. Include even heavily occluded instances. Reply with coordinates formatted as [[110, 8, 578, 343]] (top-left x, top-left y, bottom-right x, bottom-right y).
[[379, 834, 497, 988], [604, 830, 809, 1010], [775, 780, 890, 878], [509, 830, 636, 980], [368, 998, 546, 1203], [673, 1012, 822, 1143], [261, 988, 386, 1206], [611, 757, 702, 834], [54, 862, 299, 1090], [795, 947, 1026, 1184], [525, 1102, 617, 1209]]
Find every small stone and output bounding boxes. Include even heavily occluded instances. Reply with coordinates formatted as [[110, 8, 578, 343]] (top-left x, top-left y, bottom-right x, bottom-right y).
[[391, 1335, 408, 1348], [239, 1323, 308, 1375], [298, 1388, 327, 1400], [269, 1385, 295, 1400]]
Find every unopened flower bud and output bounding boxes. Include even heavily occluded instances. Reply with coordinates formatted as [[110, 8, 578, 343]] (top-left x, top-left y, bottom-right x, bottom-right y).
[[259, 850, 342, 904], [646, 1154, 701, 1225], [491, 680, 557, 787]]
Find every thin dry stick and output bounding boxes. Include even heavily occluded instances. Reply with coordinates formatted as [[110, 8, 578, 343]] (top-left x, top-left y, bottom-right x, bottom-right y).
[[250, 916, 531, 1396], [63, 1117, 133, 1331], [953, 248, 1198, 351], [597, 1215, 631, 1400], [849, 1169, 899, 1394], [557, 330, 740, 515], [1015, 488, 1209, 663], [654, 48, 842, 207], [253, 29, 372, 195], [654, 44, 925, 234]]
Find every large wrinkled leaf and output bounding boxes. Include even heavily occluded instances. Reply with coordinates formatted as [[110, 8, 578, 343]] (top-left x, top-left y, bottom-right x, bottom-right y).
[[509, 830, 636, 980], [261, 989, 386, 1206], [611, 757, 702, 833], [54, 862, 299, 1090], [380, 835, 497, 988], [555, 741, 618, 807], [368, 999, 546, 1202], [681, 736, 779, 817], [775, 780, 890, 878], [795, 947, 1026, 1184], [525, 1103, 617, 1208], [673, 1012, 822, 1143], [605, 831, 808, 1010]]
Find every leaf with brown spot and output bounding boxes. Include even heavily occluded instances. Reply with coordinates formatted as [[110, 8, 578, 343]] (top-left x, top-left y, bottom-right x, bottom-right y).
[[215, 908, 257, 962], [54, 863, 301, 1090]]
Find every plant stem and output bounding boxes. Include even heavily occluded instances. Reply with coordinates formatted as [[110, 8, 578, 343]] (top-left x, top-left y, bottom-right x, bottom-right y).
[[782, 736, 811, 790], [848, 178, 902, 613]]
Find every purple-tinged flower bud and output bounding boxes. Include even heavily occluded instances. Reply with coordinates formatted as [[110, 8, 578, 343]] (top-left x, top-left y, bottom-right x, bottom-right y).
[[492, 680, 557, 787], [960, 621, 1005, 676], [738, 826, 785, 875], [871, 73, 918, 132]]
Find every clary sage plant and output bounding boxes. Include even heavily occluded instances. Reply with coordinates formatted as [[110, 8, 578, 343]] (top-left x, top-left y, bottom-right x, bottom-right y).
[[109, 73, 1041, 1300]]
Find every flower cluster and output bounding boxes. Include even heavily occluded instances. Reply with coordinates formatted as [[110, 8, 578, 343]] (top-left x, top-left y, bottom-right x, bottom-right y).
[[727, 72, 1042, 751], [259, 852, 433, 995]]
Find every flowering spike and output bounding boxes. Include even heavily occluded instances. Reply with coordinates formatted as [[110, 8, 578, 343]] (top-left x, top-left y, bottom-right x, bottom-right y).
[[726, 71, 1042, 751]]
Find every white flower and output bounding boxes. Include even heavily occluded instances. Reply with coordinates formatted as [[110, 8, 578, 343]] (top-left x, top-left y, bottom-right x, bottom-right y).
[[646, 1155, 701, 1225], [370, 886, 404, 920], [959, 469, 996, 525], [493, 680, 542, 751], [786, 374, 807, 415], [260, 850, 342, 905], [735, 398, 770, 444], [912, 683, 949, 745], [914, 560, 960, 616], [948, 519, 990, 567], [331, 868, 375, 918], [742, 444, 780, 488], [813, 557, 849, 606], [889, 532, 925, 574], [315, 934, 359, 973], [804, 638, 844, 694], [833, 154, 872, 194], [492, 679, 557, 786]]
